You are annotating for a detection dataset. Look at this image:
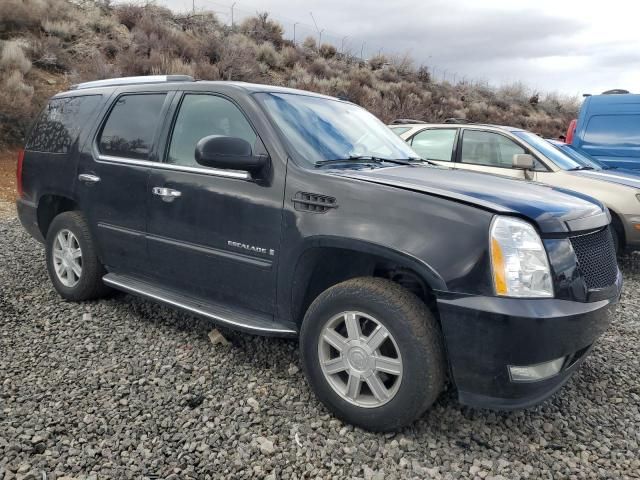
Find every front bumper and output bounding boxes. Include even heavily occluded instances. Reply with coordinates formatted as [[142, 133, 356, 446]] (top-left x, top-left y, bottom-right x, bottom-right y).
[[436, 271, 621, 410]]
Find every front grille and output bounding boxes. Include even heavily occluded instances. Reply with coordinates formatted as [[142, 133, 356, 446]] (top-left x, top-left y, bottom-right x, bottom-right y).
[[570, 227, 618, 289]]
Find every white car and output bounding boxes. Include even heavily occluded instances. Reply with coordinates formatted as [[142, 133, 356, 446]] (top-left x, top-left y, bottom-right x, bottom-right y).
[[390, 121, 640, 251]]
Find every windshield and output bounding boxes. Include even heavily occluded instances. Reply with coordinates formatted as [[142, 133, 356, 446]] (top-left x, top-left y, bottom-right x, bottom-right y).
[[513, 131, 583, 170], [256, 92, 419, 166], [557, 144, 606, 169]]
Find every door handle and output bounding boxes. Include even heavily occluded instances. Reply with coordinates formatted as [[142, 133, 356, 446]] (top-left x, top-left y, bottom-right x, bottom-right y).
[[78, 173, 101, 184], [152, 187, 182, 202]]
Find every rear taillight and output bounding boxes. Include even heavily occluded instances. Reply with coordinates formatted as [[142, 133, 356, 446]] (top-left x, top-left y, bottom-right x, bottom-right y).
[[566, 119, 577, 144], [16, 148, 25, 198]]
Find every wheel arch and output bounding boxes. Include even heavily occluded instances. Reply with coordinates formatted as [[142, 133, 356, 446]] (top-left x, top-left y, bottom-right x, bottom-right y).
[[36, 193, 79, 239], [286, 236, 446, 326], [607, 206, 626, 250]]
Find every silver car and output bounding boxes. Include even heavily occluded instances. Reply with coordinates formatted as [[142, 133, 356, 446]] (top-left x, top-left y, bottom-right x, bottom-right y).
[[391, 122, 640, 251]]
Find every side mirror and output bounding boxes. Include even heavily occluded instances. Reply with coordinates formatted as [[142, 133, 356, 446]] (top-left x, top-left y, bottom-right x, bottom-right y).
[[513, 153, 535, 170], [195, 135, 268, 173]]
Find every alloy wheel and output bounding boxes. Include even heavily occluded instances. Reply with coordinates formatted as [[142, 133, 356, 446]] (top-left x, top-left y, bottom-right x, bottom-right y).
[[317, 311, 403, 408], [52, 229, 83, 288]]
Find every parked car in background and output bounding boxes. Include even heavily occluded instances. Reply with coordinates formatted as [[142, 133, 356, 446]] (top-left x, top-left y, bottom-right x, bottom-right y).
[[550, 139, 640, 174], [393, 122, 640, 251], [15, 76, 621, 431], [567, 91, 640, 170]]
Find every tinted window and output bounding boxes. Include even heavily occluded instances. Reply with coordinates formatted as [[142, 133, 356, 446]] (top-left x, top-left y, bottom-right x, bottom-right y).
[[27, 95, 102, 153], [255, 92, 418, 166], [168, 94, 256, 167], [99, 94, 166, 160], [461, 130, 525, 168], [584, 115, 640, 145], [410, 129, 456, 161]]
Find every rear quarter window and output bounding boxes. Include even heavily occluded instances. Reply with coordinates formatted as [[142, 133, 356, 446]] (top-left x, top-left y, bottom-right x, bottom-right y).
[[584, 115, 640, 145], [26, 95, 102, 153]]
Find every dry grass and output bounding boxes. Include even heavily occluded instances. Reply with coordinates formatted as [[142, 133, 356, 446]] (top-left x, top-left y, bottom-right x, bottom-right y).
[[0, 41, 31, 74]]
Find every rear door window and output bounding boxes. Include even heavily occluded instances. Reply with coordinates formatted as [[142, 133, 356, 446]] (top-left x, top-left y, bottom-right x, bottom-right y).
[[584, 115, 640, 145], [27, 95, 102, 153], [98, 94, 167, 160], [410, 129, 457, 161], [460, 130, 525, 168]]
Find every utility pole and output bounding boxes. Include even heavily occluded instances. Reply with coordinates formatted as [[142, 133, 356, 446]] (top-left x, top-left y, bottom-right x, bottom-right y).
[[310, 12, 321, 47], [341, 35, 349, 54], [293, 22, 299, 44], [231, 2, 236, 28], [192, 0, 195, 14], [360, 41, 366, 60]]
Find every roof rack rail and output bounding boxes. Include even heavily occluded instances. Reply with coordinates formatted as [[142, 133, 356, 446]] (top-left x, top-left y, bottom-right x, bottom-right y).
[[443, 118, 470, 124], [70, 75, 195, 90], [601, 89, 630, 95], [391, 119, 427, 125]]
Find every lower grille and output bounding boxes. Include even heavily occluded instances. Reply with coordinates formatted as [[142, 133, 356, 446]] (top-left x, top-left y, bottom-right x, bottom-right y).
[[570, 227, 618, 290]]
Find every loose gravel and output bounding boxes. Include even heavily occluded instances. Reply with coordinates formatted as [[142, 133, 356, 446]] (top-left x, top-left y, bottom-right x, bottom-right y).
[[1, 205, 640, 479]]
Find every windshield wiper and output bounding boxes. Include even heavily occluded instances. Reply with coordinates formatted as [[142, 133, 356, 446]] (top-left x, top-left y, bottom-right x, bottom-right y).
[[413, 157, 440, 166], [314, 156, 385, 168], [315, 155, 434, 168], [568, 166, 594, 171]]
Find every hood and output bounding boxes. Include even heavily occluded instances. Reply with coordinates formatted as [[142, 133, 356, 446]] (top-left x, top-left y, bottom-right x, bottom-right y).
[[572, 169, 640, 189], [334, 165, 608, 234]]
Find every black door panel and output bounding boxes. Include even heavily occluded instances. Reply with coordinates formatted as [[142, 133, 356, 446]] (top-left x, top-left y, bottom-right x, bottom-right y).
[[77, 91, 172, 275], [146, 92, 285, 314], [146, 169, 282, 313]]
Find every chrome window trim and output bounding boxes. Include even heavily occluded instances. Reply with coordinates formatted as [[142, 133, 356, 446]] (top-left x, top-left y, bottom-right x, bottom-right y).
[[96, 154, 251, 180]]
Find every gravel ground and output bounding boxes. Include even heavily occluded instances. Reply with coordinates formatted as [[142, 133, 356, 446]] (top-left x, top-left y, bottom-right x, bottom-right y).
[[1, 204, 640, 480]]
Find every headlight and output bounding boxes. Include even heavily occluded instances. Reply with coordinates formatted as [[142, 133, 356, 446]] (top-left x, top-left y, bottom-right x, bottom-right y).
[[490, 216, 553, 298]]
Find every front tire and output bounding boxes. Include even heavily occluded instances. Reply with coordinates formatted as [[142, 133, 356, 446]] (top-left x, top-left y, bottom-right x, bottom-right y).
[[45, 211, 111, 301], [300, 277, 446, 432]]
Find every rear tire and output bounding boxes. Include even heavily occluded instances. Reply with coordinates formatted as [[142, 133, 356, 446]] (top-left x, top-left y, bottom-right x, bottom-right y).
[[300, 277, 445, 432], [45, 211, 111, 301]]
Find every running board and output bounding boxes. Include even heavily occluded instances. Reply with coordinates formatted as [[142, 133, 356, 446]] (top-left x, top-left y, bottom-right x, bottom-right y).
[[103, 273, 298, 337]]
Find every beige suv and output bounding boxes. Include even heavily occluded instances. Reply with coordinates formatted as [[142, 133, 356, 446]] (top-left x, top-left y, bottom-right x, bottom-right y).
[[390, 122, 640, 251]]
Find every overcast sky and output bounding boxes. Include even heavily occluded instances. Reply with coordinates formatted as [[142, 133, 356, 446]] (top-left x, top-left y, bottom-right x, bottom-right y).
[[149, 0, 638, 97]]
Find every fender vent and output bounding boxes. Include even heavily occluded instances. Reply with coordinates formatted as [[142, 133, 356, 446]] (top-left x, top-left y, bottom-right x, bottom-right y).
[[292, 192, 338, 213]]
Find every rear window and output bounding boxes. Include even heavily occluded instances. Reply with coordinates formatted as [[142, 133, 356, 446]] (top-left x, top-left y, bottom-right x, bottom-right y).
[[584, 115, 640, 145], [98, 94, 167, 160], [26, 95, 102, 153]]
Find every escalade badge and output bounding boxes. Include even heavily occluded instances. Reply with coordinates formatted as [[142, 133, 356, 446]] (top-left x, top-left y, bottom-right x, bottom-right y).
[[228, 240, 275, 256]]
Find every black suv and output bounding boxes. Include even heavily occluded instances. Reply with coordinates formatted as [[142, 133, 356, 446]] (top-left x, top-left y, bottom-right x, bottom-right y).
[[17, 75, 621, 431]]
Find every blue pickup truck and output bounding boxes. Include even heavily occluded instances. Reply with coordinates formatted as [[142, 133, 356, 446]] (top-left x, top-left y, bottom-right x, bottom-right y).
[[568, 92, 640, 169]]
